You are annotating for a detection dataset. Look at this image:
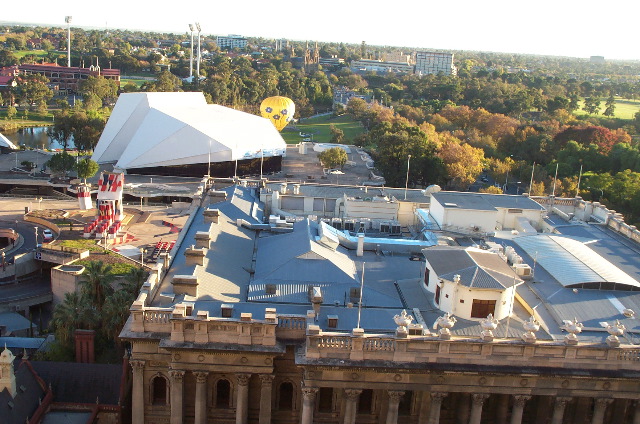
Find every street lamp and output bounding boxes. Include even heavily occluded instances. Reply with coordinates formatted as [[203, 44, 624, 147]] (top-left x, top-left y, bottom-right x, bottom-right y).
[[404, 154, 412, 200], [65, 16, 72, 67], [33, 227, 38, 245], [140, 248, 146, 268]]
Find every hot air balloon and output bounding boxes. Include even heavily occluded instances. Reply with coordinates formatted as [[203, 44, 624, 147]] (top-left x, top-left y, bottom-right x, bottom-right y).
[[260, 96, 295, 132]]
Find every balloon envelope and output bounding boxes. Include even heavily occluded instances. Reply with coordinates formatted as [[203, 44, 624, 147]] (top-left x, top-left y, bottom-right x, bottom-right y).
[[260, 96, 295, 132]]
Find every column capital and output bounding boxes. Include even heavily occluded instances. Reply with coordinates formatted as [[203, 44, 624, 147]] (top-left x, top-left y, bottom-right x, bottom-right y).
[[194, 371, 209, 384], [169, 369, 185, 382], [259, 374, 275, 385], [471, 393, 490, 405], [431, 392, 448, 401], [345, 388, 363, 400], [555, 396, 572, 407], [302, 386, 319, 400], [130, 359, 145, 371], [594, 398, 614, 407], [237, 373, 251, 386], [388, 390, 405, 402], [513, 395, 531, 407]]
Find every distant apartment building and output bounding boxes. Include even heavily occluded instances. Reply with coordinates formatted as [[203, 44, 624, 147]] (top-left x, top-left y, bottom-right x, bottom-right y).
[[318, 57, 345, 68], [415, 51, 457, 76], [216, 34, 248, 50], [383, 51, 414, 64], [350, 59, 414, 75], [590, 56, 605, 63]]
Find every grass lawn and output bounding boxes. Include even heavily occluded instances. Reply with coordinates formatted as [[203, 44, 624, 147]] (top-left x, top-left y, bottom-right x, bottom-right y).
[[13, 49, 48, 59], [280, 114, 364, 144], [120, 78, 148, 89], [574, 97, 640, 120]]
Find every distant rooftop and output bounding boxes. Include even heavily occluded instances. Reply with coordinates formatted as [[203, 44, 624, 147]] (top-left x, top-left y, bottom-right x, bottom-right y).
[[432, 192, 546, 211]]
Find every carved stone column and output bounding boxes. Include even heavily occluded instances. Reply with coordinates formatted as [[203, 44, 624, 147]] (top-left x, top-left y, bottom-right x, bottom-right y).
[[301, 387, 319, 424], [236, 374, 250, 424], [194, 371, 209, 424], [343, 389, 362, 424], [551, 397, 572, 424], [386, 391, 405, 424], [130, 360, 145, 424], [259, 375, 274, 424], [428, 392, 448, 424], [169, 369, 185, 424], [469, 394, 489, 424], [509, 395, 531, 424], [591, 398, 613, 424]]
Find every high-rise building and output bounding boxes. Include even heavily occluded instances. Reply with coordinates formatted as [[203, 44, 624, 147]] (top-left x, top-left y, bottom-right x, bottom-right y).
[[216, 35, 248, 50], [415, 51, 457, 76]]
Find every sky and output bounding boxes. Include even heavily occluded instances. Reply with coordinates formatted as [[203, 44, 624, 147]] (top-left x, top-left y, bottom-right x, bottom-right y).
[[2, 0, 639, 61]]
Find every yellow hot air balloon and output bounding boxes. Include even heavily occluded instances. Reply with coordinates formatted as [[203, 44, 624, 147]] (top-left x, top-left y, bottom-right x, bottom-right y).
[[260, 96, 295, 132]]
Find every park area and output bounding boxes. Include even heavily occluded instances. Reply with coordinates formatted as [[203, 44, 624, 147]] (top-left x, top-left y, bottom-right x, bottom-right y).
[[280, 114, 365, 144], [574, 97, 640, 119]]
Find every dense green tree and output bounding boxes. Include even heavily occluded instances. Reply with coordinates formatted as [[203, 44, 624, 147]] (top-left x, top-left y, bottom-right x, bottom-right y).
[[329, 124, 345, 144], [49, 292, 97, 345], [583, 96, 601, 115], [318, 147, 348, 169], [13, 74, 53, 110], [6, 106, 17, 120], [78, 76, 118, 101], [46, 152, 76, 176], [603, 95, 616, 117], [75, 158, 99, 183], [143, 70, 183, 92]]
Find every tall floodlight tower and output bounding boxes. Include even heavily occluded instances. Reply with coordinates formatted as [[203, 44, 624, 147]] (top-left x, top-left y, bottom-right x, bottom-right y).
[[65, 16, 72, 67], [188, 24, 194, 79], [195, 22, 202, 83]]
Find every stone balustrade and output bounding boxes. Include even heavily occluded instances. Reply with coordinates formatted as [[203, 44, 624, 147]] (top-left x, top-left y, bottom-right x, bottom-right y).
[[305, 331, 640, 371]]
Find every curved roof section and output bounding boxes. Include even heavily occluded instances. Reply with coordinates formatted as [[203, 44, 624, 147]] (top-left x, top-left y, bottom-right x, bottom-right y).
[[514, 234, 640, 289], [92, 92, 287, 170], [0, 132, 18, 150]]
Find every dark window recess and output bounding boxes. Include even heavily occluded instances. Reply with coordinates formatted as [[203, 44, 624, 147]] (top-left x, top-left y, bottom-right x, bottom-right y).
[[215, 379, 231, 408], [398, 391, 412, 416], [435, 285, 441, 305], [279, 382, 294, 410], [152, 376, 167, 405], [471, 299, 496, 318], [358, 389, 373, 414], [424, 268, 430, 287], [318, 387, 333, 412], [460, 299, 464, 303]]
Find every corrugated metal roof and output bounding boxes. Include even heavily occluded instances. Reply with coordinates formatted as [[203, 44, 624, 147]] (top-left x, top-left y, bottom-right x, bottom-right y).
[[514, 234, 640, 289]]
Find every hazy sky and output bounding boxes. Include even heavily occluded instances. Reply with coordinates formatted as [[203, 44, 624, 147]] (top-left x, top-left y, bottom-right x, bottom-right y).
[[3, 0, 638, 60]]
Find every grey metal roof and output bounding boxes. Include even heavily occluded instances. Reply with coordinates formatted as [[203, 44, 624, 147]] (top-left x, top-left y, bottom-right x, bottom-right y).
[[0, 361, 46, 424], [514, 234, 640, 289], [422, 246, 520, 289], [432, 192, 545, 211]]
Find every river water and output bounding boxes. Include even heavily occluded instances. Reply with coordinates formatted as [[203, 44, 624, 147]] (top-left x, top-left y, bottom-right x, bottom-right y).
[[4, 127, 74, 150]]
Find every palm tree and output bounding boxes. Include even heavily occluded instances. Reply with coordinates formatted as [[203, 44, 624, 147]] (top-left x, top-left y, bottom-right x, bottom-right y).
[[103, 290, 134, 343], [78, 261, 115, 312], [49, 291, 97, 345], [121, 267, 149, 298]]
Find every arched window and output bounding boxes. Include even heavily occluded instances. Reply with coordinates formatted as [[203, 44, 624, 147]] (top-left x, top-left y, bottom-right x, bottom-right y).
[[278, 382, 294, 410], [151, 375, 169, 405], [215, 379, 231, 408]]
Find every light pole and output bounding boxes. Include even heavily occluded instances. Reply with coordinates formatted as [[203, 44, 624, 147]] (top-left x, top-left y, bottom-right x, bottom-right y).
[[140, 248, 146, 268], [188, 24, 194, 79], [33, 227, 38, 246], [404, 154, 411, 200], [195, 23, 201, 83], [65, 16, 72, 67]]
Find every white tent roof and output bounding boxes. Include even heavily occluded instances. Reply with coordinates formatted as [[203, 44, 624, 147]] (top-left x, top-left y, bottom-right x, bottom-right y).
[[0, 132, 18, 150], [92, 92, 287, 170]]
